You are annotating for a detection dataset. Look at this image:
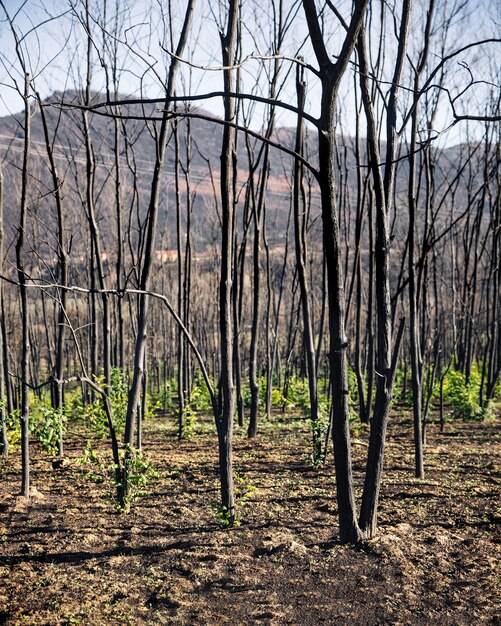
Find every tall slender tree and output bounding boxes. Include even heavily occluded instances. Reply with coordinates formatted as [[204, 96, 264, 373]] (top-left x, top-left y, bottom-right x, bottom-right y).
[[302, 0, 369, 543], [215, 0, 239, 522], [123, 0, 196, 456]]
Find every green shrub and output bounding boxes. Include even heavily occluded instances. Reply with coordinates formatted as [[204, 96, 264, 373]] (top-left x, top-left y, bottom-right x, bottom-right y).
[[116, 446, 158, 511], [280, 374, 332, 465], [180, 403, 197, 438], [31, 399, 65, 455], [243, 375, 285, 411], [152, 382, 172, 411], [63, 386, 84, 419], [215, 505, 237, 528], [77, 369, 129, 438], [5, 407, 21, 450], [393, 366, 412, 404], [82, 399, 109, 438], [78, 442, 157, 511], [282, 375, 309, 410], [109, 368, 128, 431], [78, 441, 106, 484], [187, 375, 214, 412], [267, 385, 285, 408], [442, 367, 492, 421]]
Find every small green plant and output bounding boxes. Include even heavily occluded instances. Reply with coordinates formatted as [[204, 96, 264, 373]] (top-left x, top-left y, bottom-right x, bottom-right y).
[[77, 369, 129, 438], [31, 404, 65, 455], [144, 392, 161, 420], [243, 375, 286, 411], [282, 375, 309, 410], [114, 447, 158, 512], [308, 408, 330, 468], [78, 442, 157, 510], [78, 441, 106, 483], [213, 475, 254, 529], [393, 365, 413, 404], [235, 472, 257, 503], [187, 376, 213, 412], [154, 382, 173, 411], [215, 505, 239, 528], [109, 367, 128, 431], [82, 399, 109, 438], [267, 385, 285, 408], [278, 374, 333, 465], [286, 376, 332, 461], [5, 408, 21, 450], [180, 403, 197, 438], [176, 375, 215, 437], [441, 366, 492, 421], [63, 385, 84, 415]]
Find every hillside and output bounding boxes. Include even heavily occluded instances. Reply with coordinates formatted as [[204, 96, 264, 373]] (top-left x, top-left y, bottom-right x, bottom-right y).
[[0, 90, 489, 284]]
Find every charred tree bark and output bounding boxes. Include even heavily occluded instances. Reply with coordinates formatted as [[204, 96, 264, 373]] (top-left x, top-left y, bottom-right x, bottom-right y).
[[123, 0, 196, 451], [302, 0, 369, 544], [0, 162, 6, 457], [356, 0, 411, 536], [407, 0, 435, 478], [17, 73, 31, 497], [37, 92, 68, 458], [293, 66, 321, 461], [215, 0, 239, 521]]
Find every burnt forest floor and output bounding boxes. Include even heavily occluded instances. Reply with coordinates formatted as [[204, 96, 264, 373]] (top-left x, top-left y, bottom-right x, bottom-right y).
[[0, 406, 499, 625]]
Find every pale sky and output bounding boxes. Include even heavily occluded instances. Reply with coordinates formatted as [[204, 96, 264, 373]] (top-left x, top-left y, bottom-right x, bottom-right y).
[[0, 0, 499, 146]]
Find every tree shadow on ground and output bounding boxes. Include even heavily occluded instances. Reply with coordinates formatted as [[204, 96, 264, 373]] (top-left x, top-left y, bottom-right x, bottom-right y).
[[0, 538, 196, 567]]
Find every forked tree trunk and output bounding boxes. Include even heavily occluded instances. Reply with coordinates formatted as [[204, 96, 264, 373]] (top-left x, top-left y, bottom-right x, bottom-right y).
[[356, 0, 411, 536], [302, 0, 369, 542]]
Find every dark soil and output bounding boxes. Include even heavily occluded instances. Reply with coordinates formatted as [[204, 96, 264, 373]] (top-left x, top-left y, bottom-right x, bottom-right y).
[[0, 411, 499, 625]]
